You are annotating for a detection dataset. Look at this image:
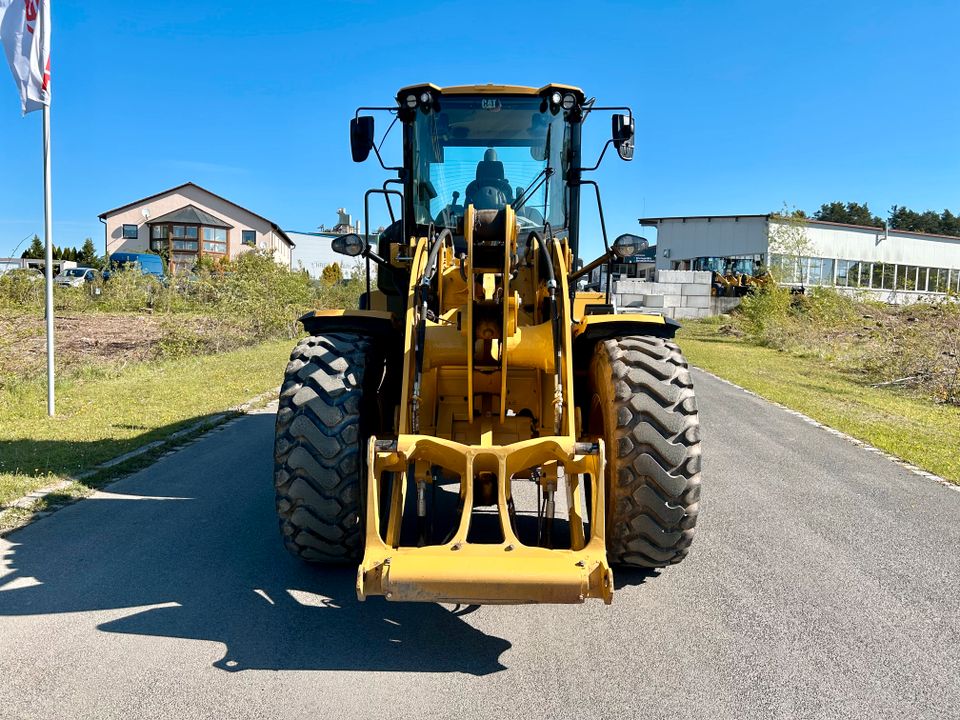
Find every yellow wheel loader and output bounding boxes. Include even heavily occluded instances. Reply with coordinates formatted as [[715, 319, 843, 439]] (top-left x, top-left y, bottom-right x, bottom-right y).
[[274, 84, 702, 605]]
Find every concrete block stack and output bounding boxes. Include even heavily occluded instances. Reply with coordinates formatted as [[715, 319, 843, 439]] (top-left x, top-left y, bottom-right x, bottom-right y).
[[613, 269, 737, 319]]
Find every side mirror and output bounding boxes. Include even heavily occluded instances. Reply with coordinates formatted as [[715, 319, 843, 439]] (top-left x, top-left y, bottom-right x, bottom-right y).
[[350, 116, 375, 163], [612, 233, 648, 258], [612, 114, 635, 161], [332, 233, 366, 257]]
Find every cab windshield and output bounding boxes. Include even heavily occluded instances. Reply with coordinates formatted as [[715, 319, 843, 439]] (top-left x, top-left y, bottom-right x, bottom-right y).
[[694, 257, 726, 274], [411, 96, 570, 232]]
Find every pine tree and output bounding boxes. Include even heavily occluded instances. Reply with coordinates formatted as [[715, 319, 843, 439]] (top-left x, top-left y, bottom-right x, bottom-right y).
[[78, 238, 98, 265], [21, 235, 44, 258], [813, 201, 883, 228]]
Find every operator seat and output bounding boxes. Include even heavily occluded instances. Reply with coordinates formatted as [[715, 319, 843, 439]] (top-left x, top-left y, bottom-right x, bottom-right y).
[[464, 149, 513, 210]]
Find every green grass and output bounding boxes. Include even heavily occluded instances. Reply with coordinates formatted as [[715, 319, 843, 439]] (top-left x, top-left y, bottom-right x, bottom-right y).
[[677, 321, 960, 485], [0, 339, 291, 510]]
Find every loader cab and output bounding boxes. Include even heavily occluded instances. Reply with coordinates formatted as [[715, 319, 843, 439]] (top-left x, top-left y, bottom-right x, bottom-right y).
[[347, 83, 635, 307], [397, 86, 582, 248]]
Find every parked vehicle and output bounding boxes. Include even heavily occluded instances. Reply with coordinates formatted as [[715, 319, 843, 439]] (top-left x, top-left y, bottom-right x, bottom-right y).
[[103, 252, 165, 281], [54, 267, 99, 287]]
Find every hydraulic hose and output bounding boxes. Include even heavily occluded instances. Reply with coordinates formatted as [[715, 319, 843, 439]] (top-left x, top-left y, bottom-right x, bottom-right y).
[[412, 229, 452, 433], [526, 231, 564, 434]]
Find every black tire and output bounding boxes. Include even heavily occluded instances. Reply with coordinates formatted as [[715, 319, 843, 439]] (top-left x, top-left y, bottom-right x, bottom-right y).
[[588, 336, 702, 568], [273, 332, 382, 563]]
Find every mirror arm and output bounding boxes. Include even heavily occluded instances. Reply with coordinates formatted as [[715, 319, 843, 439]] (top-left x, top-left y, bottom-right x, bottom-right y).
[[354, 106, 397, 119], [569, 248, 613, 283], [584, 105, 633, 124], [363, 247, 389, 268], [370, 142, 403, 173], [580, 139, 614, 173]]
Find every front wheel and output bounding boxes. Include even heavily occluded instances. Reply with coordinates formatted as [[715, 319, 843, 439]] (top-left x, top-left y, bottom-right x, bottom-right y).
[[588, 336, 702, 567], [273, 332, 382, 563]]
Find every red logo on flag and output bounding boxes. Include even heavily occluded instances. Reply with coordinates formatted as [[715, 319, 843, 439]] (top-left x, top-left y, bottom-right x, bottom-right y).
[[25, 0, 38, 34]]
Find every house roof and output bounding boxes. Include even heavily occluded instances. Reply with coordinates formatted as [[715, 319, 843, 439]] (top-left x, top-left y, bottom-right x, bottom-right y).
[[148, 204, 233, 228], [98, 182, 294, 248], [638, 214, 770, 225], [638, 214, 960, 242]]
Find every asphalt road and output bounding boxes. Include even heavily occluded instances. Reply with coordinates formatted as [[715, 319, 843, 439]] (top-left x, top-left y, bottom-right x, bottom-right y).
[[1, 369, 958, 720]]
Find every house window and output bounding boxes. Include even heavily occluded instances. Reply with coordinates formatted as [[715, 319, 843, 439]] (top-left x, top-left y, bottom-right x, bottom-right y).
[[122, 224, 138, 240], [171, 225, 198, 251], [203, 227, 227, 254], [242, 230, 256, 247], [150, 225, 166, 251], [149, 224, 202, 252]]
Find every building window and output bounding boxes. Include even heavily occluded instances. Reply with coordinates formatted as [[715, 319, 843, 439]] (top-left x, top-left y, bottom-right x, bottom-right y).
[[242, 230, 256, 246], [897, 266, 918, 291], [820, 259, 835, 286], [932, 268, 949, 293], [203, 227, 227, 254], [171, 225, 199, 252], [150, 225, 166, 251], [122, 224, 138, 240]]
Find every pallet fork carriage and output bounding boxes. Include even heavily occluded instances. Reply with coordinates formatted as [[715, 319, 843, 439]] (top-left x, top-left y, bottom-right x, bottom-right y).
[[273, 83, 702, 605]]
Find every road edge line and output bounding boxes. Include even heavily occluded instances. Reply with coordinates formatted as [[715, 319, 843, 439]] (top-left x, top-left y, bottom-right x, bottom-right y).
[[691, 366, 960, 494]]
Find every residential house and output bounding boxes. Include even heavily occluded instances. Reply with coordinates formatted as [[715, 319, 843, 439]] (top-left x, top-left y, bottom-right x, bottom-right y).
[[98, 182, 294, 273]]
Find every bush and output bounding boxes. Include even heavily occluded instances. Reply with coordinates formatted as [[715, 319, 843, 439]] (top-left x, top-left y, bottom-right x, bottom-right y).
[[734, 283, 794, 347], [0, 273, 44, 308], [730, 283, 960, 404], [1, 251, 366, 349]]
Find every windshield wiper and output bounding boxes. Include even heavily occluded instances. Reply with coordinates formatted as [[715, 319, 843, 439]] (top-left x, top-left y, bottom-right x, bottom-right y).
[[513, 124, 553, 213]]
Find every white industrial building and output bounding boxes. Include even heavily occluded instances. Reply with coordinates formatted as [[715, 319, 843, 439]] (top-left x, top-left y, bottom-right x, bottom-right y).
[[640, 214, 960, 303], [289, 209, 366, 279]]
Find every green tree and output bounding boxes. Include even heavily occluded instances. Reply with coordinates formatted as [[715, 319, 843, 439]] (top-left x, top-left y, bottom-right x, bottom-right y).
[[321, 262, 342, 285], [78, 238, 98, 265], [21, 235, 44, 258], [769, 203, 815, 285], [888, 205, 960, 237], [941, 210, 960, 237], [813, 201, 883, 228]]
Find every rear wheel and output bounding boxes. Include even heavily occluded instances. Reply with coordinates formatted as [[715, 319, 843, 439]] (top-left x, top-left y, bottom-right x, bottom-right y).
[[588, 336, 702, 567], [273, 332, 382, 563]]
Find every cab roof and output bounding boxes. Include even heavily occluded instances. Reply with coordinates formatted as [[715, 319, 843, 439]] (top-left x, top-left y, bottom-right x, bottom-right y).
[[396, 83, 584, 100]]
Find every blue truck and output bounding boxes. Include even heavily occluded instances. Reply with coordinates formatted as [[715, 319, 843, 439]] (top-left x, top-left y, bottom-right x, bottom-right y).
[[103, 252, 166, 281]]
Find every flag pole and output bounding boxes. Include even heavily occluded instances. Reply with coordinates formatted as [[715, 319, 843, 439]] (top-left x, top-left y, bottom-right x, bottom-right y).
[[42, 101, 55, 416]]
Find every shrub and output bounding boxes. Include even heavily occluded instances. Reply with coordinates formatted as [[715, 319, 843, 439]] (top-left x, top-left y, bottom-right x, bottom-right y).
[[730, 283, 960, 404]]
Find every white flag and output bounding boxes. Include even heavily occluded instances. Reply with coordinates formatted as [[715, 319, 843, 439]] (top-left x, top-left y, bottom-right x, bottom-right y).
[[0, 0, 50, 114]]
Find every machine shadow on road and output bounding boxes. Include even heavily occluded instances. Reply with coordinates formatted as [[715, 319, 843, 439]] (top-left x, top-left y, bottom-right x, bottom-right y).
[[0, 413, 511, 676]]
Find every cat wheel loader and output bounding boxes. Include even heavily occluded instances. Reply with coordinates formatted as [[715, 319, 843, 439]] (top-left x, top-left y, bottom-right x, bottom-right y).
[[274, 83, 702, 605]]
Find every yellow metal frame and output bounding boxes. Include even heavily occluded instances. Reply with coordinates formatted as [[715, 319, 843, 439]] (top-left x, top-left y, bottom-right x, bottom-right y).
[[357, 434, 612, 604], [355, 200, 620, 605]]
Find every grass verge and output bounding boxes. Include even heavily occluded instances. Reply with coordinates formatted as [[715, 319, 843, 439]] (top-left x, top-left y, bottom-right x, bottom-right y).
[[678, 320, 960, 485], [0, 339, 291, 519]]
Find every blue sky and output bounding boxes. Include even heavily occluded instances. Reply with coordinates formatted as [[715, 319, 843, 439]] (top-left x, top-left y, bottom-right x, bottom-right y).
[[1, 0, 958, 259]]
